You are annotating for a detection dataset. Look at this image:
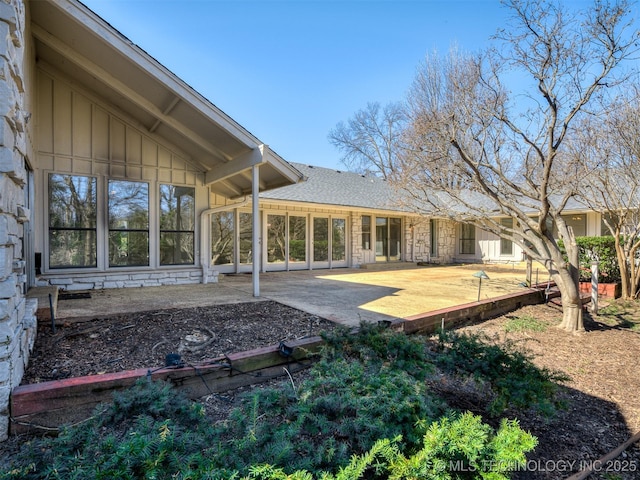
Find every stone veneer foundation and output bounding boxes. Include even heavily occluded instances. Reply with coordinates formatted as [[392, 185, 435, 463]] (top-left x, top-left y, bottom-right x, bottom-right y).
[[0, 0, 38, 441]]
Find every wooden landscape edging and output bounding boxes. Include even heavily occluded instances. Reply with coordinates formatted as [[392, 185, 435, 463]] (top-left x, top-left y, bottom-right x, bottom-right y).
[[10, 335, 323, 435], [10, 284, 558, 436], [401, 284, 557, 334]]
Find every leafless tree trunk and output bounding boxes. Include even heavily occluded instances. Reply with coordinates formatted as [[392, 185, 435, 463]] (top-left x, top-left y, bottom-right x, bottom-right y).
[[574, 90, 640, 299], [331, 0, 638, 332]]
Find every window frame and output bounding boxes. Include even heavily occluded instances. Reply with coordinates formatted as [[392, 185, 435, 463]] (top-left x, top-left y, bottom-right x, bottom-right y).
[[459, 223, 476, 255], [429, 219, 438, 257], [500, 217, 514, 256], [108, 179, 150, 267], [48, 173, 98, 270], [159, 184, 196, 266], [361, 215, 371, 250]]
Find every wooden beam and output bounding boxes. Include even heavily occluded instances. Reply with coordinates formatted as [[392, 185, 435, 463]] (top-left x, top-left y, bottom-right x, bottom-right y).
[[204, 147, 264, 186]]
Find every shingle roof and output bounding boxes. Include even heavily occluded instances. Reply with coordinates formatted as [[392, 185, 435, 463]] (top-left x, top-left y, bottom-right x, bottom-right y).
[[260, 163, 411, 212]]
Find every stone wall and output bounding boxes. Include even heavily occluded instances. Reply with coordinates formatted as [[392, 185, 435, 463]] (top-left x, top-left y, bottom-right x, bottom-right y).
[[0, 0, 37, 441], [432, 219, 456, 264], [409, 218, 429, 262], [38, 269, 217, 290]]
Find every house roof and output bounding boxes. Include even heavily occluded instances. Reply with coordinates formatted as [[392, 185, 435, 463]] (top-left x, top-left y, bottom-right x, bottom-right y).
[[30, 0, 303, 197], [261, 163, 412, 213]]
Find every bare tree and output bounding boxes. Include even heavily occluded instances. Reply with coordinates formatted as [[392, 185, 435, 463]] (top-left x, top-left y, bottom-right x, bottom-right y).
[[575, 90, 640, 299], [402, 0, 638, 332], [328, 102, 406, 179], [331, 0, 638, 332]]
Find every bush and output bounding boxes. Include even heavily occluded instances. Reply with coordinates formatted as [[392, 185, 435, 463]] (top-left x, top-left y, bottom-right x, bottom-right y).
[[1, 379, 236, 479], [218, 323, 446, 472], [559, 236, 621, 282], [2, 324, 554, 479], [435, 330, 569, 416], [243, 413, 537, 480]]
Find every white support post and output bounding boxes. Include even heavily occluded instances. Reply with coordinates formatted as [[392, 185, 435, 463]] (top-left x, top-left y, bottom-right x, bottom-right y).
[[591, 261, 599, 314], [252, 163, 260, 297]]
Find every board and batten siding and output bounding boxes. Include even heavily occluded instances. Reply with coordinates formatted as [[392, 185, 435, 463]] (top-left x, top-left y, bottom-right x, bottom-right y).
[[34, 69, 211, 290]]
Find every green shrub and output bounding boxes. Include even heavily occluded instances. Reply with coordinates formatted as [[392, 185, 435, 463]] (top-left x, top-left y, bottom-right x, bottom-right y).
[[242, 413, 537, 480], [1, 379, 236, 480], [559, 236, 621, 282], [435, 330, 568, 416], [217, 323, 446, 472], [2, 324, 553, 479]]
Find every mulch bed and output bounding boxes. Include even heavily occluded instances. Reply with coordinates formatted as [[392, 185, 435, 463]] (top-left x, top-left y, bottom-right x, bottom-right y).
[[22, 300, 335, 383], [6, 299, 640, 479], [455, 301, 640, 480]]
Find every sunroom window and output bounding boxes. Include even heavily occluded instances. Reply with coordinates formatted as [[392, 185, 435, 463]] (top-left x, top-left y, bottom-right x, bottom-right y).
[[159, 185, 195, 265], [108, 180, 149, 267], [48, 174, 97, 269]]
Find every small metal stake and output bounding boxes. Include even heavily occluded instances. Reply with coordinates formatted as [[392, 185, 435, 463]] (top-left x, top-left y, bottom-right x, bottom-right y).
[[48, 293, 56, 334]]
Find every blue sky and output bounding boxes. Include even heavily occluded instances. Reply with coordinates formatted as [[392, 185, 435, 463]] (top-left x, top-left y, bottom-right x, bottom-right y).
[[81, 1, 512, 169]]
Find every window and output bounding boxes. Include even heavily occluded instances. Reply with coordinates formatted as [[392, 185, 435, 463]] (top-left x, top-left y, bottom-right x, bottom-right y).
[[361, 215, 371, 250], [211, 211, 234, 265], [288, 216, 306, 263], [500, 217, 513, 256], [48, 174, 97, 268], [332, 218, 346, 261], [459, 223, 475, 255], [239, 212, 253, 264], [560, 214, 586, 237], [267, 214, 286, 263], [430, 219, 438, 257], [159, 185, 195, 265], [108, 180, 149, 266]]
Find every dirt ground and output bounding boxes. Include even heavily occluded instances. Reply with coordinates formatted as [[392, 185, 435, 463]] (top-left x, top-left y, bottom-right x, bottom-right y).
[[22, 300, 334, 383], [456, 300, 640, 480], [8, 299, 640, 479]]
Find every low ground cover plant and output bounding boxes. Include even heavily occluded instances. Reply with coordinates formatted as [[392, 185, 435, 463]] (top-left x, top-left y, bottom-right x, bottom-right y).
[[2, 323, 560, 479]]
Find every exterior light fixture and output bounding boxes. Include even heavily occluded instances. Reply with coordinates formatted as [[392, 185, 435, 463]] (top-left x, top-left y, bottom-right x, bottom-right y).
[[472, 270, 490, 302]]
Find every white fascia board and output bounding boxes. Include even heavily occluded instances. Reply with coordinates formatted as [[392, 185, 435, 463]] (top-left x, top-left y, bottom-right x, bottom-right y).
[[52, 0, 262, 148], [259, 198, 414, 216]]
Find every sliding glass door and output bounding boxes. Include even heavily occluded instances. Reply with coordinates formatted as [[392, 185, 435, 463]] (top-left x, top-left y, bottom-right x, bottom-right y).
[[312, 216, 347, 268], [375, 217, 402, 262]]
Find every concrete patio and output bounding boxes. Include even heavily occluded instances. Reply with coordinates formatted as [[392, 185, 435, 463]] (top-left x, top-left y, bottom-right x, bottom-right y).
[[50, 263, 532, 327]]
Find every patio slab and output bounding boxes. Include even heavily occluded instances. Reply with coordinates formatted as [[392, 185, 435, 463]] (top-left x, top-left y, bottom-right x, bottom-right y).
[[52, 264, 532, 327]]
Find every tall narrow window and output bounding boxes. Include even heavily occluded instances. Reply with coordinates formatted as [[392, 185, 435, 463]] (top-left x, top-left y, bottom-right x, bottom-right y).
[[459, 223, 475, 255], [239, 212, 253, 264], [332, 218, 346, 262], [361, 215, 371, 250], [430, 219, 438, 257], [267, 214, 286, 264], [159, 185, 195, 265], [500, 217, 514, 255], [48, 174, 97, 268], [289, 216, 306, 263], [211, 211, 234, 265], [108, 180, 149, 266]]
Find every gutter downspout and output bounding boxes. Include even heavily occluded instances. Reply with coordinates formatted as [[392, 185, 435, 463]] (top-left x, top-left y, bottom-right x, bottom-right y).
[[200, 196, 249, 284]]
